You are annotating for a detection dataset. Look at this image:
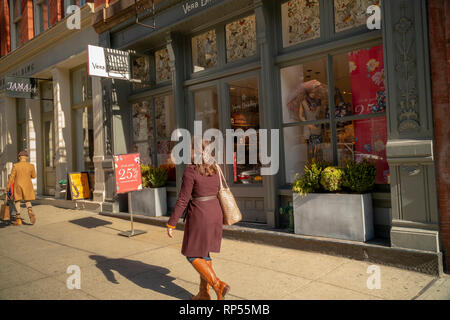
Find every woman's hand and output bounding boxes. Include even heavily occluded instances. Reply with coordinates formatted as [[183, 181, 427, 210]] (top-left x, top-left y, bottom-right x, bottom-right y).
[[167, 227, 173, 238]]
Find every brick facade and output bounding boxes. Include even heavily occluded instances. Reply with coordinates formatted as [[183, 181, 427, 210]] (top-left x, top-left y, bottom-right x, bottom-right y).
[[428, 0, 450, 271], [0, 0, 95, 58], [0, 0, 11, 56]]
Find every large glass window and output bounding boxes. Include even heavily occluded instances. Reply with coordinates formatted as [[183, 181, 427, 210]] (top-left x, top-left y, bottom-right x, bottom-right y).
[[333, 44, 388, 184], [71, 65, 92, 107], [35, 0, 49, 34], [225, 14, 257, 63], [194, 87, 219, 132], [281, 0, 321, 48], [228, 77, 262, 185], [131, 54, 150, 91], [132, 95, 176, 182], [13, 0, 22, 48], [155, 48, 172, 84], [71, 65, 93, 172], [281, 44, 388, 185], [281, 57, 331, 182], [334, 0, 380, 33], [192, 29, 218, 73], [16, 98, 27, 152]]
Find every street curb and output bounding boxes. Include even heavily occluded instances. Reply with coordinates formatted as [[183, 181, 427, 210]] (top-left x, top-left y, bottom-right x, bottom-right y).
[[99, 211, 444, 277]]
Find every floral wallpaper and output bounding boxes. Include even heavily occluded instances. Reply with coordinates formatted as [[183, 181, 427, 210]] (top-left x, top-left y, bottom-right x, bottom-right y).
[[192, 29, 217, 72], [281, 0, 320, 47], [334, 0, 381, 33], [155, 48, 172, 84], [226, 14, 257, 63], [131, 55, 150, 91]]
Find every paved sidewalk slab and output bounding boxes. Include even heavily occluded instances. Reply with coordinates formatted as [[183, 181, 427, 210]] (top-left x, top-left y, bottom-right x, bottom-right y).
[[0, 205, 446, 300]]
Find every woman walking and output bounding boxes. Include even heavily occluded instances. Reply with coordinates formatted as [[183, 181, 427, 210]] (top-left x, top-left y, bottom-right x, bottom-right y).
[[166, 140, 230, 300], [6, 151, 37, 226]]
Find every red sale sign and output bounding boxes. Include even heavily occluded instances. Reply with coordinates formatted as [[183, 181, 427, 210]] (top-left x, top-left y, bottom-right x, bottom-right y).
[[114, 153, 142, 194]]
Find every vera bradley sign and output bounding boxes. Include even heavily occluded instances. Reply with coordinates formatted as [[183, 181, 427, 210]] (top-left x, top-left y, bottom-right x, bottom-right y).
[[182, 0, 216, 15]]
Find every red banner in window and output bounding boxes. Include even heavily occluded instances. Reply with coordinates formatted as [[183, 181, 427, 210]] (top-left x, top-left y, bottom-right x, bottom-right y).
[[349, 45, 389, 184]]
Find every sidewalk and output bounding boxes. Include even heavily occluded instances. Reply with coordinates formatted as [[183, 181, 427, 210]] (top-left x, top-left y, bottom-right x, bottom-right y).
[[0, 204, 448, 300]]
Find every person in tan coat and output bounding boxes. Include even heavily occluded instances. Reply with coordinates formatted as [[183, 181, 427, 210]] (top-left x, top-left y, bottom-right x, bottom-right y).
[[6, 151, 37, 226]]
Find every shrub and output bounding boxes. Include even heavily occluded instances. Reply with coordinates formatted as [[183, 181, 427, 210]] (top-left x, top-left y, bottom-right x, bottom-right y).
[[342, 159, 377, 193], [320, 166, 344, 192], [141, 165, 168, 188], [292, 159, 331, 196]]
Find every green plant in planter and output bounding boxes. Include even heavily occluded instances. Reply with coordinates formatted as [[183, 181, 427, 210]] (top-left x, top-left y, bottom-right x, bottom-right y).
[[292, 159, 331, 196], [141, 165, 168, 188], [320, 166, 344, 192], [342, 159, 377, 193]]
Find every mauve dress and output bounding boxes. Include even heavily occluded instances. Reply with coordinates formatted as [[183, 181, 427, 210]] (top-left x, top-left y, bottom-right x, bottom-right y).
[[167, 165, 223, 257]]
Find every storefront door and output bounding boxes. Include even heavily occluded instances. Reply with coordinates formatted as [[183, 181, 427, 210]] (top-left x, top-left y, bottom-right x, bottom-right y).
[[189, 72, 266, 223], [41, 81, 55, 195]]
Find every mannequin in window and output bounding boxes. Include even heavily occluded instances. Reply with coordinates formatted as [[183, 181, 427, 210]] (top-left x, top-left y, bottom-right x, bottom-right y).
[[297, 80, 326, 159]]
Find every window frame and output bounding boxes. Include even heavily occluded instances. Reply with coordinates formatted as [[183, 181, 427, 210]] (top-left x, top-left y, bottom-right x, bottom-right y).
[[129, 89, 176, 186], [276, 35, 387, 188], [34, 0, 50, 35]]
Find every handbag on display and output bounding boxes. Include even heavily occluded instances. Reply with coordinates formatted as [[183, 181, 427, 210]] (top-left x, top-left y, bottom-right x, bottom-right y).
[[215, 164, 242, 226]]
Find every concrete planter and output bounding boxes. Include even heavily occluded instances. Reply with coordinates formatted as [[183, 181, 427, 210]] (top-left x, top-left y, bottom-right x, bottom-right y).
[[130, 187, 167, 217], [293, 193, 374, 242]]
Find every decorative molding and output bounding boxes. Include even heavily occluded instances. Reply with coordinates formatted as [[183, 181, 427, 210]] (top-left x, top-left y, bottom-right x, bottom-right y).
[[393, 13, 420, 132]]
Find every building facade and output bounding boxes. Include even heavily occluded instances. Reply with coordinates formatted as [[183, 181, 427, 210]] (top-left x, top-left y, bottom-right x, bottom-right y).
[[0, 2, 98, 198], [0, 0, 449, 271]]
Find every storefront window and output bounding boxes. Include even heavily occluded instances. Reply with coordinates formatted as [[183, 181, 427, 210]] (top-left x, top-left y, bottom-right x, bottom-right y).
[[333, 44, 388, 184], [71, 65, 93, 172], [334, 0, 380, 33], [17, 99, 27, 152], [132, 95, 177, 182], [228, 77, 262, 185], [71, 65, 92, 107], [73, 107, 94, 172], [192, 29, 218, 73], [132, 99, 153, 165], [280, 57, 329, 125], [225, 14, 257, 63], [281, 0, 321, 48], [155, 48, 172, 84], [131, 55, 150, 90], [194, 87, 219, 132], [281, 44, 389, 185]]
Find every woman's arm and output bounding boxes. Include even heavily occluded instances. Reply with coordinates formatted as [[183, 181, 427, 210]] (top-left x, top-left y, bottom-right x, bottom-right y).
[[167, 166, 195, 229]]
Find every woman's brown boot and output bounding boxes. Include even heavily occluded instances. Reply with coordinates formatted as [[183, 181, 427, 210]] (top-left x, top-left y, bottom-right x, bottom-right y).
[[191, 276, 211, 300], [191, 258, 230, 300], [28, 208, 36, 225]]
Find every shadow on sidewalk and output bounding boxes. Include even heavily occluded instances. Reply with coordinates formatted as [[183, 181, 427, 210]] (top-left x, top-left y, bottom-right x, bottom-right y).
[[89, 255, 192, 300]]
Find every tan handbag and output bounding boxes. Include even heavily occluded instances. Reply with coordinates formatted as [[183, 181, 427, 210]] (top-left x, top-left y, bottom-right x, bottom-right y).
[[216, 164, 242, 226], [1, 196, 10, 221]]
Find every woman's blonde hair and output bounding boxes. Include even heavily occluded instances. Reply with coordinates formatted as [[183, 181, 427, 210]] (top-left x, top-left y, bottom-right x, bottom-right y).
[[191, 138, 218, 176]]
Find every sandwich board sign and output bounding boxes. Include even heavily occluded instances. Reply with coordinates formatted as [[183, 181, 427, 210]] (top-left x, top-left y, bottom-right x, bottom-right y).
[[113, 153, 146, 237]]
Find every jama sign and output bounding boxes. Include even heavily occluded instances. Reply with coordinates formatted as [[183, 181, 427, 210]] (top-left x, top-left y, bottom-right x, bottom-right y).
[[5, 76, 39, 99]]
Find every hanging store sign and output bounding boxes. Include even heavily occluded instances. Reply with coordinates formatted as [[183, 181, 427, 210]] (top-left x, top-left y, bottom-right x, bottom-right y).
[[4, 76, 39, 99], [88, 45, 131, 80]]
